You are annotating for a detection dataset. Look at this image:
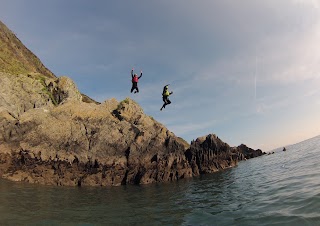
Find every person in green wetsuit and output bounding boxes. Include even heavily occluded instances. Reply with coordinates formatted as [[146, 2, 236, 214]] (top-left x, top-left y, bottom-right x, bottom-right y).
[[160, 84, 173, 111]]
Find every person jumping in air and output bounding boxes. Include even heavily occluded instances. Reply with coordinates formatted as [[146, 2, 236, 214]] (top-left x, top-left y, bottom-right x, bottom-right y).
[[131, 68, 142, 93], [160, 84, 173, 111]]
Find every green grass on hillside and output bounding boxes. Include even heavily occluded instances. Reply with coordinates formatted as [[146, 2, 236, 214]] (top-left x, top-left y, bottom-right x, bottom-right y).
[[0, 20, 55, 78]]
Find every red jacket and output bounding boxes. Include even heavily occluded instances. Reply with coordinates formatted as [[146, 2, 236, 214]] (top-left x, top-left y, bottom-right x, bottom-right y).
[[131, 70, 142, 83]]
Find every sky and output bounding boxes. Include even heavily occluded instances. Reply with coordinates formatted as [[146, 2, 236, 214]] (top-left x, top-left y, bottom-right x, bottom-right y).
[[1, 0, 320, 151]]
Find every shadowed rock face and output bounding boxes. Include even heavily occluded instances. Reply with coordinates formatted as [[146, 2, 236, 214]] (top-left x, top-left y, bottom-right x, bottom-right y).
[[185, 135, 241, 175], [185, 135, 265, 176], [237, 144, 264, 159], [0, 94, 193, 186], [0, 20, 265, 186]]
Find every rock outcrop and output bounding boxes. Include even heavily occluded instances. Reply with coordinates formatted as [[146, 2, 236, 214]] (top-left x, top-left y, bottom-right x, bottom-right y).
[[0, 94, 194, 186], [0, 20, 265, 187], [185, 135, 236, 175], [237, 144, 264, 159]]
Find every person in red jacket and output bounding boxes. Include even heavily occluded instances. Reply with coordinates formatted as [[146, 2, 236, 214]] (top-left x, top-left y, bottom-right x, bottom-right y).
[[131, 68, 142, 93]]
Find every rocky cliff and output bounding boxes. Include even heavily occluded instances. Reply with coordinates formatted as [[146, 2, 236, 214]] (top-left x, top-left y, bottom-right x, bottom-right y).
[[0, 20, 265, 186], [0, 94, 193, 186]]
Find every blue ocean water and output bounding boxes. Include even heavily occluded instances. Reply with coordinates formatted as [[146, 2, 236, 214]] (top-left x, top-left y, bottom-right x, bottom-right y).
[[0, 135, 320, 226]]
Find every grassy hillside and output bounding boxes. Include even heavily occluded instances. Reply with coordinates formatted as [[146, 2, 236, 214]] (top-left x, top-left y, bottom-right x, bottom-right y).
[[0, 20, 55, 78]]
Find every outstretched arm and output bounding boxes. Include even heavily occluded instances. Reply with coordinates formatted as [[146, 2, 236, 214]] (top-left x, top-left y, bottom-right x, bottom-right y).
[[131, 68, 134, 78], [138, 70, 142, 79]]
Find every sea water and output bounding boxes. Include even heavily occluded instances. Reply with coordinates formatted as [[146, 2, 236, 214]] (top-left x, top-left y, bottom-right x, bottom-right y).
[[0, 136, 320, 226]]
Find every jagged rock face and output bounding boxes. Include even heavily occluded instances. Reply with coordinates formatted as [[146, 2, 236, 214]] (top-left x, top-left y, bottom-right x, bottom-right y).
[[185, 134, 241, 175], [0, 72, 54, 118], [0, 80, 265, 188], [0, 73, 263, 187], [0, 72, 81, 118], [185, 135, 265, 175], [237, 144, 265, 159], [0, 92, 193, 186]]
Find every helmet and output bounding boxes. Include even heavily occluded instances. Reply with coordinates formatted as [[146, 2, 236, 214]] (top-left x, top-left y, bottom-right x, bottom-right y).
[[134, 74, 137, 76]]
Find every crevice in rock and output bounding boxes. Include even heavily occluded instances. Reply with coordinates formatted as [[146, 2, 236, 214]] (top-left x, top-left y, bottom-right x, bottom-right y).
[[121, 147, 131, 185], [112, 109, 123, 121], [133, 170, 143, 185], [77, 176, 84, 187], [151, 154, 157, 163]]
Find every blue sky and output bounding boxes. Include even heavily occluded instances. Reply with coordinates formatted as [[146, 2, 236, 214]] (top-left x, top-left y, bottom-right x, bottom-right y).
[[1, 0, 320, 151]]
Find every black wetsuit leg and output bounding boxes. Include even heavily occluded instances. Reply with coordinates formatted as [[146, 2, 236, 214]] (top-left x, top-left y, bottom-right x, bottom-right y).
[[161, 96, 171, 110], [131, 82, 138, 93]]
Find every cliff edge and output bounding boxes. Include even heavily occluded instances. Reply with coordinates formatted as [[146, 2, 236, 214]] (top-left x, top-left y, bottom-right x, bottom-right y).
[[0, 20, 264, 186]]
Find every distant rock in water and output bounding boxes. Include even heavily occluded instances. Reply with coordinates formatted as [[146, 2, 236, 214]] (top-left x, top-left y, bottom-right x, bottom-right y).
[[237, 144, 265, 159], [283, 147, 286, 151], [185, 135, 265, 175], [0, 20, 55, 78], [0, 20, 265, 186], [185, 134, 238, 175]]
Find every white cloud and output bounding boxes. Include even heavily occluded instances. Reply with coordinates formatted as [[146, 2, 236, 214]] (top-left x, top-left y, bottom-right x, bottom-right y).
[[293, 0, 320, 9]]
